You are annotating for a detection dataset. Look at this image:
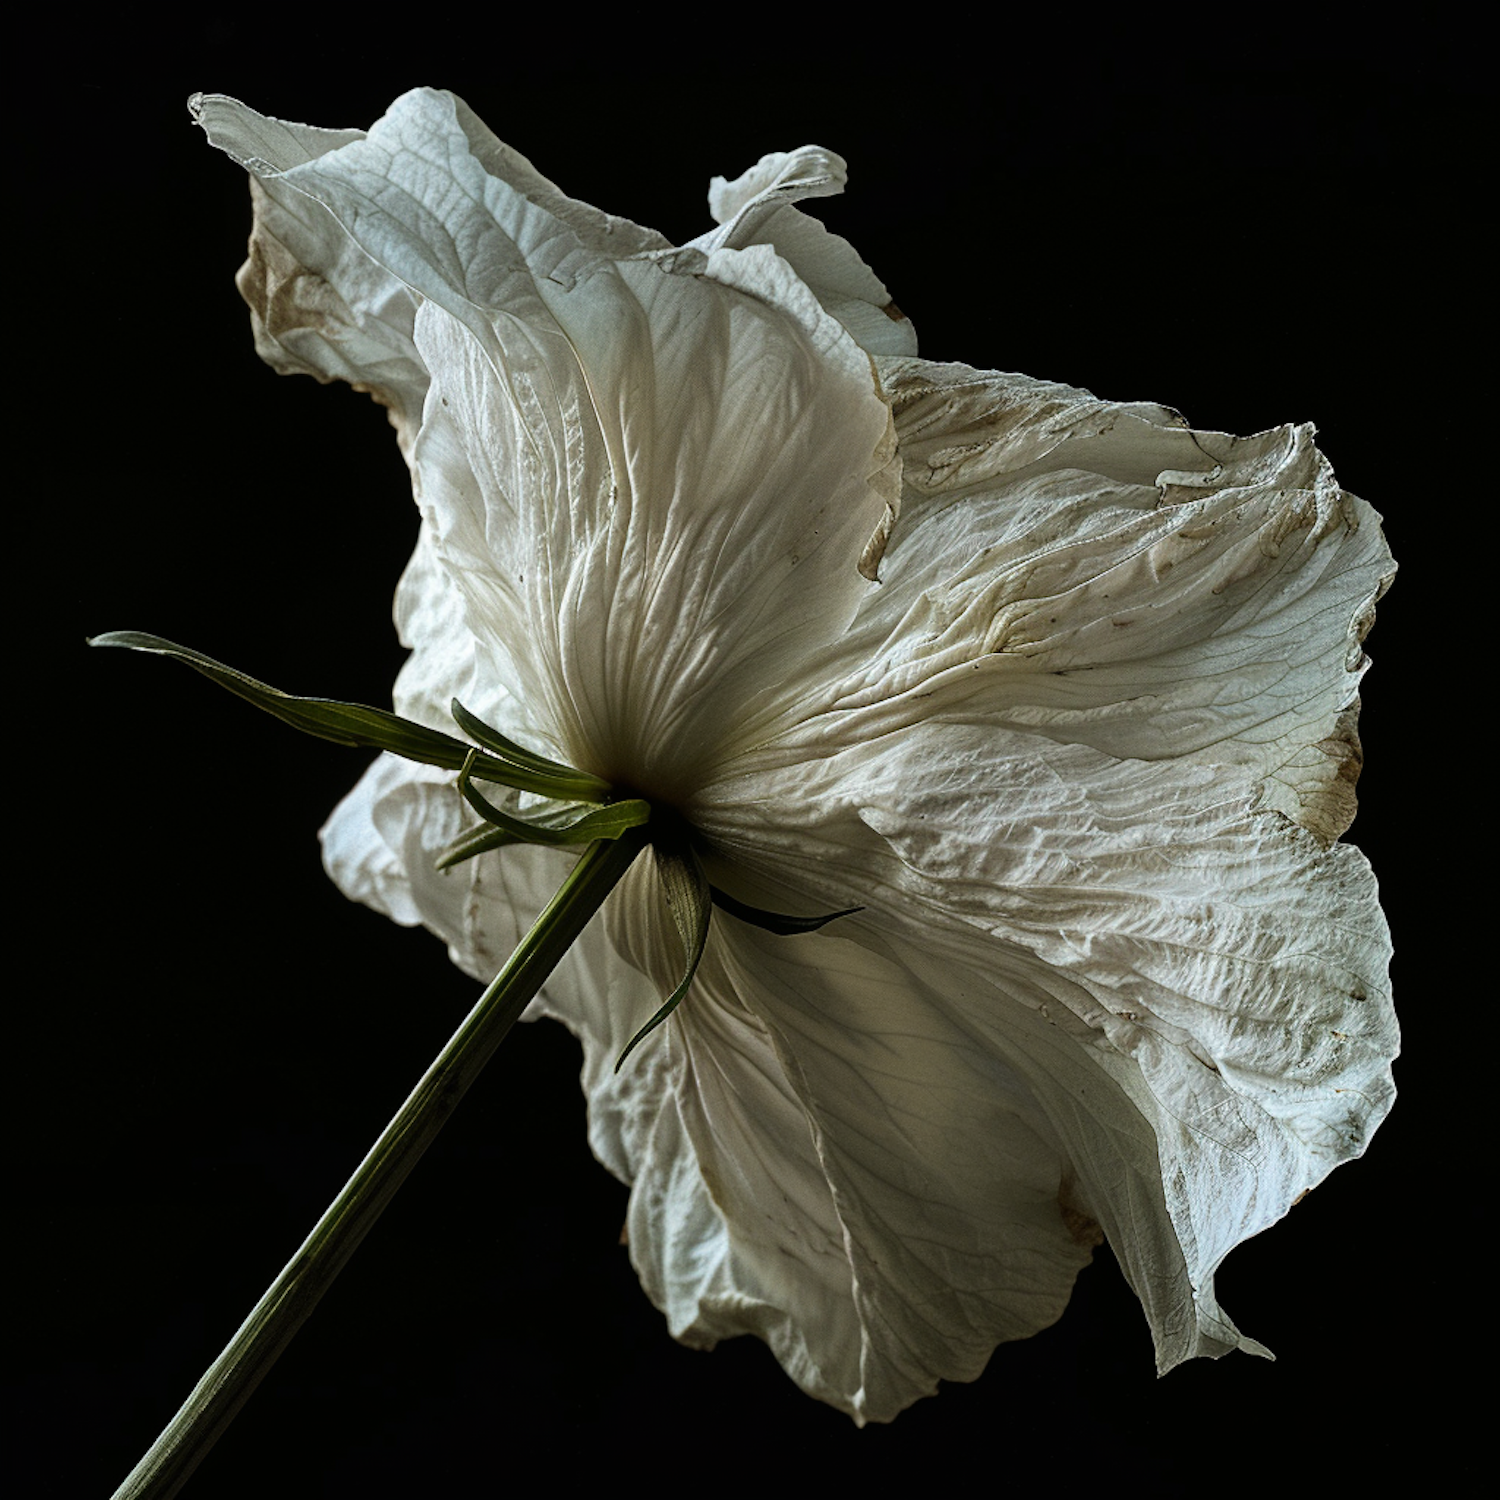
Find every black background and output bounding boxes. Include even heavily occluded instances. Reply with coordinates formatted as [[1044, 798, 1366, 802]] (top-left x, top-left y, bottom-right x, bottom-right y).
[[27, 18, 1473, 1496]]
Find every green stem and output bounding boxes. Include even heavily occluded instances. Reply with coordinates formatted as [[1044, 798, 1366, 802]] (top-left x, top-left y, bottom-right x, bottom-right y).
[[113, 830, 649, 1500]]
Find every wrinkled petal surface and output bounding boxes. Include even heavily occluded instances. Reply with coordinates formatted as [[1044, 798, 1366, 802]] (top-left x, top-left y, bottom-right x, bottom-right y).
[[696, 146, 918, 357], [199, 89, 1397, 1424]]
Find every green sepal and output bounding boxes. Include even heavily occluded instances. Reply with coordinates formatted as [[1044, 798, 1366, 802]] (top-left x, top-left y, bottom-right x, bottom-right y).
[[709, 885, 862, 935], [614, 844, 713, 1073], [435, 811, 576, 871], [90, 632, 601, 802], [451, 698, 611, 803], [435, 821, 519, 871], [435, 798, 612, 870], [457, 752, 650, 849]]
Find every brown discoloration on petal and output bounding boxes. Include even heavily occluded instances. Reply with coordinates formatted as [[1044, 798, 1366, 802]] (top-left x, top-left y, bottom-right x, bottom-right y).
[[1059, 1176, 1104, 1250], [237, 182, 355, 385], [1060, 1202, 1105, 1251], [1302, 706, 1366, 845], [197, 92, 1395, 1422]]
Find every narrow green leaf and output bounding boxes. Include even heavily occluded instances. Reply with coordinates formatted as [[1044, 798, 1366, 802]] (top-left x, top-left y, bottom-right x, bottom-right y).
[[615, 845, 712, 1072], [434, 799, 594, 869], [709, 885, 863, 935], [435, 821, 522, 870], [457, 752, 651, 848], [436, 792, 652, 869], [90, 632, 598, 801], [450, 698, 611, 801]]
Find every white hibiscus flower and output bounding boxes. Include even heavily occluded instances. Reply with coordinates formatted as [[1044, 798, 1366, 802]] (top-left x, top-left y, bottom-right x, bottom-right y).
[[189, 87, 1396, 1425]]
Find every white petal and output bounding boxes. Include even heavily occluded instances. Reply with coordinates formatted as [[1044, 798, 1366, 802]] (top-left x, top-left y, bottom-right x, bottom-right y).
[[321, 756, 462, 936], [406, 246, 897, 795], [200, 94, 1396, 1421], [194, 89, 670, 340], [198, 89, 900, 794], [773, 358, 1393, 843], [190, 94, 429, 459], [322, 761, 880, 1416], [697, 147, 918, 357], [593, 863, 871, 1409], [386, 518, 482, 734], [706, 918, 1101, 1419], [702, 723, 1395, 1373], [322, 506, 589, 985], [589, 860, 1099, 1422]]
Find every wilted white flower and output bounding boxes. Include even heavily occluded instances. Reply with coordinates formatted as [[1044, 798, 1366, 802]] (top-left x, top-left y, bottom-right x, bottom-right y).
[[193, 88, 1396, 1424]]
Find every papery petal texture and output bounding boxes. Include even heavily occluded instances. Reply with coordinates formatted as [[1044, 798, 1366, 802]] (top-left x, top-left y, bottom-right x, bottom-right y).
[[201, 88, 1396, 1425], [697, 146, 917, 358]]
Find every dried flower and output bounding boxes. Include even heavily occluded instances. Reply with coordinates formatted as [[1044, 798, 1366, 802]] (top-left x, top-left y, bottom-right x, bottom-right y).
[[194, 88, 1396, 1423]]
